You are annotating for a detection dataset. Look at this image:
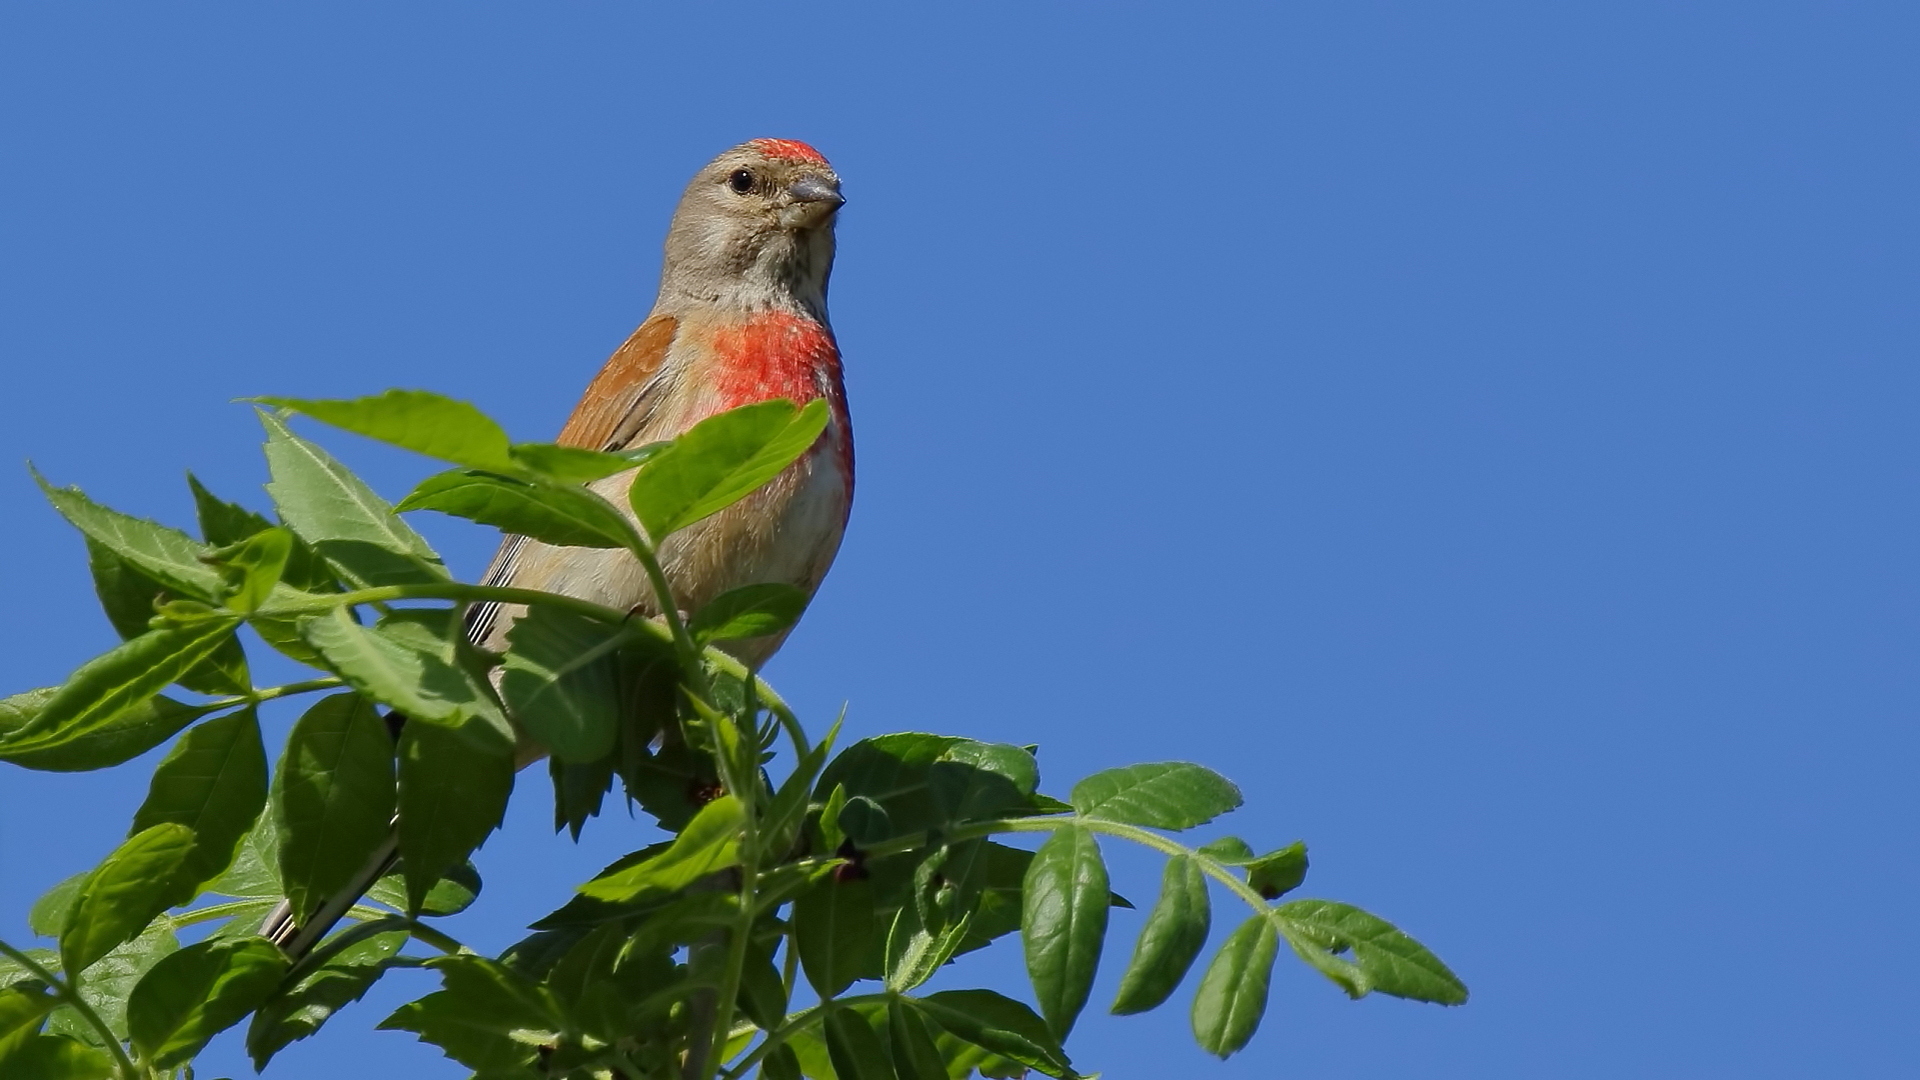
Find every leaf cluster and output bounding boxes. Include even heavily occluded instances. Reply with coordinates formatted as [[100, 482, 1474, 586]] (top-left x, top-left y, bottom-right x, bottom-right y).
[[0, 390, 1464, 1080]]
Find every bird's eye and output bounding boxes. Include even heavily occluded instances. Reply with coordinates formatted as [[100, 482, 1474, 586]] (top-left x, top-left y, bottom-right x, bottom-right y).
[[727, 169, 755, 194]]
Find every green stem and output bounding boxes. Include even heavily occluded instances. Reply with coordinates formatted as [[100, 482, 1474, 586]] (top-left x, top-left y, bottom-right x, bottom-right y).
[[0, 939, 141, 1080], [702, 719, 762, 1080], [717, 994, 890, 1080], [404, 920, 467, 956]]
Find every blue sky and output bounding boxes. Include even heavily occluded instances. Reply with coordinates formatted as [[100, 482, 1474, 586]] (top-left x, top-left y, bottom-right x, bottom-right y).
[[2, 3, 1915, 1077]]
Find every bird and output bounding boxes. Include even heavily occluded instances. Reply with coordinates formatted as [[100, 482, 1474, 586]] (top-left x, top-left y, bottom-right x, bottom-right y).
[[263, 137, 853, 957]]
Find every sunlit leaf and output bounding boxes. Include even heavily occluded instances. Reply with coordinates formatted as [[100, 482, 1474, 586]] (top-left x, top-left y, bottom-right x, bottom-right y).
[[627, 398, 831, 539], [0, 688, 219, 773], [253, 390, 516, 472], [1070, 762, 1242, 831], [3, 621, 239, 759], [260, 409, 448, 588], [1272, 899, 1467, 1005], [575, 795, 744, 902]]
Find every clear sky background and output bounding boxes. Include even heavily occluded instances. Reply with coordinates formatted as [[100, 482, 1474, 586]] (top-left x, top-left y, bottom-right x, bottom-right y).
[[2, 3, 1915, 1077]]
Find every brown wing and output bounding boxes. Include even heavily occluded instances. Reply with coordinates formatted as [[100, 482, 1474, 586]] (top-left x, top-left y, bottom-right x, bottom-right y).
[[555, 314, 680, 451]]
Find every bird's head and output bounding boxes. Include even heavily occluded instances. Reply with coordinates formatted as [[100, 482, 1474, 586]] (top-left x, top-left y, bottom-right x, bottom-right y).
[[659, 139, 844, 318]]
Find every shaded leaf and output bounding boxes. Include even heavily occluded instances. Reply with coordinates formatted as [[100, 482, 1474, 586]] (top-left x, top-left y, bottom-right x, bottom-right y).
[[498, 606, 625, 763], [273, 693, 396, 924], [0, 1033, 114, 1079], [1196, 836, 1256, 865], [129, 706, 269, 900], [398, 470, 632, 549], [44, 919, 176, 1046], [1191, 913, 1279, 1058], [1111, 855, 1211, 1015], [398, 713, 511, 913], [627, 398, 830, 539], [1021, 825, 1108, 1040], [824, 1007, 894, 1080], [127, 935, 287, 1067], [247, 921, 409, 1068], [368, 861, 483, 917], [507, 441, 664, 483], [376, 954, 562, 1072], [0, 985, 55, 1043], [1245, 842, 1308, 900], [795, 875, 878, 998], [888, 999, 950, 1080], [60, 825, 196, 975], [915, 990, 1078, 1079], [689, 583, 809, 643], [1070, 762, 1242, 831]]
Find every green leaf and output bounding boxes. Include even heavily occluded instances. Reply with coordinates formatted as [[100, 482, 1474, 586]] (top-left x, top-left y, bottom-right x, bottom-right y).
[[247, 922, 408, 1068], [59, 824, 197, 975], [29, 875, 86, 938], [816, 734, 1037, 841], [1195, 836, 1256, 864], [1070, 762, 1242, 831], [368, 861, 482, 917], [127, 935, 287, 1067], [1191, 913, 1279, 1058], [627, 397, 831, 539], [3, 620, 240, 755], [507, 441, 665, 483], [1021, 824, 1109, 1040], [824, 1007, 895, 1080], [298, 608, 510, 743], [187, 472, 275, 545], [260, 409, 449, 588], [84, 538, 250, 696], [208, 526, 293, 613], [0, 687, 218, 773], [273, 692, 396, 924], [254, 390, 517, 472], [1245, 842, 1308, 900], [1111, 855, 1211, 1015], [34, 468, 224, 601], [575, 795, 744, 901], [689, 583, 809, 643], [397, 469, 633, 549], [888, 999, 950, 1080], [0, 985, 55, 1043], [1272, 900, 1467, 1005], [129, 706, 269, 899], [188, 474, 338, 593], [398, 718, 511, 913], [794, 875, 878, 998], [206, 812, 282, 898], [498, 606, 625, 763], [41, 919, 176, 1047], [376, 954, 563, 1072], [914, 990, 1078, 1079], [0, 1033, 114, 1079]]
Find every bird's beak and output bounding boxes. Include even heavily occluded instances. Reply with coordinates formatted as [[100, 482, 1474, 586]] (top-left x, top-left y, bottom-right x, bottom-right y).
[[781, 176, 845, 228]]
